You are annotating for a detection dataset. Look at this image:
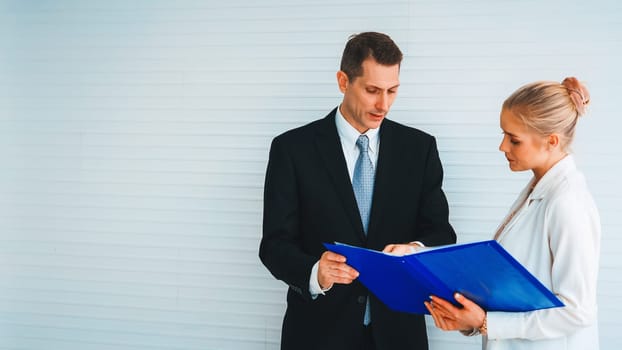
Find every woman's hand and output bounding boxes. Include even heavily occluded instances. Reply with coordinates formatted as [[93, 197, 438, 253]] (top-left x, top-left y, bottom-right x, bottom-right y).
[[424, 293, 486, 334]]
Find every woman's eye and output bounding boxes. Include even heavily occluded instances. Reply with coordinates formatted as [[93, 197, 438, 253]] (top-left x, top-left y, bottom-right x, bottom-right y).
[[510, 139, 520, 145]]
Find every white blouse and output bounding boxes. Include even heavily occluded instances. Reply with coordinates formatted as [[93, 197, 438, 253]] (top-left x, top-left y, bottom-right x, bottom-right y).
[[484, 155, 601, 350]]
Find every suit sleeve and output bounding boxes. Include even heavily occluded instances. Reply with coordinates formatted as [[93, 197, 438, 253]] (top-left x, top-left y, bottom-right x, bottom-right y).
[[259, 136, 317, 300], [416, 136, 456, 246]]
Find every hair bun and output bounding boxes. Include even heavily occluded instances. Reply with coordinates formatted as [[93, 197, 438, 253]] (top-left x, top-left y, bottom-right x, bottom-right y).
[[562, 77, 590, 116]]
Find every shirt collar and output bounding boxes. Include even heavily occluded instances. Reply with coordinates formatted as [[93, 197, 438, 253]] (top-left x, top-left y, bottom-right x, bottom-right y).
[[335, 105, 380, 155]]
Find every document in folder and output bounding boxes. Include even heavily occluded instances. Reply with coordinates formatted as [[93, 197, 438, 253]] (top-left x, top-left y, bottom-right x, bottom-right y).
[[323, 240, 564, 315]]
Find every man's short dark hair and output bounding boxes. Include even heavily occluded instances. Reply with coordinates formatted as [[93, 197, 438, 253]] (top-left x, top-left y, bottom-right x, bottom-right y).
[[340, 32, 403, 81]]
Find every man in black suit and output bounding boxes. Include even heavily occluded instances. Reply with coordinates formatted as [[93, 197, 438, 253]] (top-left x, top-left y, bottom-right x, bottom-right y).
[[259, 32, 456, 350]]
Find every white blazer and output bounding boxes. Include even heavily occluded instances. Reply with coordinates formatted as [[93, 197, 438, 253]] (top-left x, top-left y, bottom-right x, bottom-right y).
[[484, 155, 601, 350]]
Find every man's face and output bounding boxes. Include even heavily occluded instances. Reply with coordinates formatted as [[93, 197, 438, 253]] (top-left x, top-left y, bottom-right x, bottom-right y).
[[337, 58, 400, 133]]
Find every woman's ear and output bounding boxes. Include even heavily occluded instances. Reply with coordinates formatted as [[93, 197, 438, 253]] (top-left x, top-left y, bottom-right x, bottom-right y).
[[336, 70, 348, 93], [547, 134, 560, 148]]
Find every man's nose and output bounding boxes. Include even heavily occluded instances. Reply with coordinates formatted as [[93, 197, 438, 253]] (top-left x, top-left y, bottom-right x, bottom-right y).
[[376, 93, 389, 111]]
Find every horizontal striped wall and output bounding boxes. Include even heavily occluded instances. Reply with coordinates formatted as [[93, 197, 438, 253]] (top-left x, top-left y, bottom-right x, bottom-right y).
[[1, 1, 620, 349]]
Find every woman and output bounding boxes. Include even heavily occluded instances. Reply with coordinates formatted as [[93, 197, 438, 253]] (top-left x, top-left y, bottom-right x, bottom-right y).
[[425, 77, 600, 350]]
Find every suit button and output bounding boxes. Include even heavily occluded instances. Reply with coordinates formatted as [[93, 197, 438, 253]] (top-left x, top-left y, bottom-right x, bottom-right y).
[[357, 296, 366, 304]]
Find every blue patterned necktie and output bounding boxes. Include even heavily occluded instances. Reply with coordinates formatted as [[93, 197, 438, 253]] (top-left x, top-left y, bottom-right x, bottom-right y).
[[353, 135, 375, 235], [353, 134, 375, 326]]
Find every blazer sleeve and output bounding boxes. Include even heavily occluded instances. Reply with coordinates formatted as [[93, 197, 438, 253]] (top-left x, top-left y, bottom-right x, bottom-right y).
[[259, 136, 317, 300], [415, 136, 457, 246]]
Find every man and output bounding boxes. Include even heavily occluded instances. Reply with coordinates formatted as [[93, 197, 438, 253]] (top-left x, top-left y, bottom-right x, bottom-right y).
[[259, 32, 456, 350]]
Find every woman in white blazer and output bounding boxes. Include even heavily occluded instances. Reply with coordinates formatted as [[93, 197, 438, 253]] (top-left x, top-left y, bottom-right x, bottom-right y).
[[425, 77, 600, 350]]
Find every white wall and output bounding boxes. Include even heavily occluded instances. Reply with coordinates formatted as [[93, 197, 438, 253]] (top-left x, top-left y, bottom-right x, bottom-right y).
[[1, 1, 620, 349]]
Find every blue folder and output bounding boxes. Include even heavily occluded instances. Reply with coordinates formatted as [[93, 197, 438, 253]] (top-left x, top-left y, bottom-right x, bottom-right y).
[[323, 240, 564, 315]]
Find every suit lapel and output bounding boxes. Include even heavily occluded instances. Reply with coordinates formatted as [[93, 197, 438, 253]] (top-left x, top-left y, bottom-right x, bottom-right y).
[[367, 121, 394, 239], [314, 110, 367, 242]]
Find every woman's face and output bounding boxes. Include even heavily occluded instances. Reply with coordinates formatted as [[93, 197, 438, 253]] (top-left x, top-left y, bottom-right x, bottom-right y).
[[499, 108, 552, 179]]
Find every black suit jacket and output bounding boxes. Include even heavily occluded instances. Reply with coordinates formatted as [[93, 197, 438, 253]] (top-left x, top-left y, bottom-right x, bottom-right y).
[[260, 108, 456, 350]]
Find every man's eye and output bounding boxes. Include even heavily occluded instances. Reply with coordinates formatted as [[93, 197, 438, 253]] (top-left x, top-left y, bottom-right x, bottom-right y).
[[510, 140, 520, 145]]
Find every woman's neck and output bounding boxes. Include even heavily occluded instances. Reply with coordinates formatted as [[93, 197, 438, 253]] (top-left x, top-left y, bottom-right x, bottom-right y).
[[532, 151, 568, 183]]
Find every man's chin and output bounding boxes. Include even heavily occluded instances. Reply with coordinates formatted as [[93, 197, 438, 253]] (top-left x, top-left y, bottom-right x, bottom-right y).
[[367, 118, 384, 129]]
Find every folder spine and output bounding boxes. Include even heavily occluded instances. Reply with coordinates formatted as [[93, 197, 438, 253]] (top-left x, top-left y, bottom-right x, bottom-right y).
[[404, 256, 455, 302]]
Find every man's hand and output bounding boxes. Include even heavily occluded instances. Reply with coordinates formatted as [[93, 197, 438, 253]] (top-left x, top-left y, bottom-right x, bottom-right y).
[[382, 242, 422, 255], [317, 251, 359, 290]]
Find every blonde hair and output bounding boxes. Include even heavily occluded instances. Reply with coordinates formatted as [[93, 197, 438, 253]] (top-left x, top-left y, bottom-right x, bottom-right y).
[[502, 77, 590, 151]]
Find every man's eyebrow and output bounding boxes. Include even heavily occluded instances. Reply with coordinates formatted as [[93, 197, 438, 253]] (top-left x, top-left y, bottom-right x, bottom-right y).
[[366, 84, 401, 90]]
